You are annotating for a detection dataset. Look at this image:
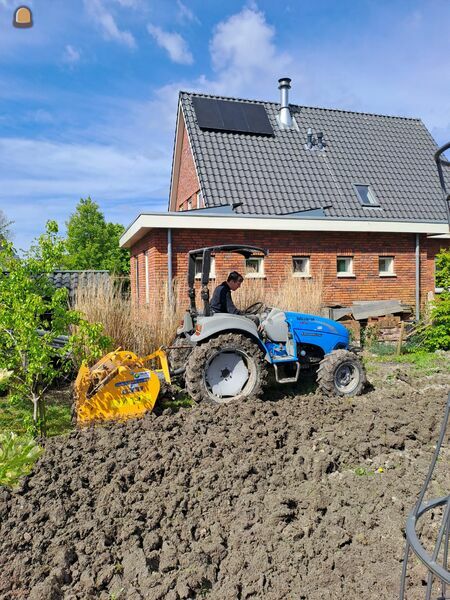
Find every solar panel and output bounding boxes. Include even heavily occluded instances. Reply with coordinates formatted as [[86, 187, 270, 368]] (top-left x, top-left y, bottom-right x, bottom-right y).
[[192, 97, 274, 136]]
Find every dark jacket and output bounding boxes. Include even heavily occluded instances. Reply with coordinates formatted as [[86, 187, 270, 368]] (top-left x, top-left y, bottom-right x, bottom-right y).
[[210, 281, 241, 314]]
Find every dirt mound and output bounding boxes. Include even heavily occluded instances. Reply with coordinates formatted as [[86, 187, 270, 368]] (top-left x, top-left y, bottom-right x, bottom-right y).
[[0, 360, 449, 600]]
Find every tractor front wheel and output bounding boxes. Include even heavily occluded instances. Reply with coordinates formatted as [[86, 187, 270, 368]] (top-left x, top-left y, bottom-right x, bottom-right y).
[[185, 333, 268, 405], [317, 349, 366, 397]]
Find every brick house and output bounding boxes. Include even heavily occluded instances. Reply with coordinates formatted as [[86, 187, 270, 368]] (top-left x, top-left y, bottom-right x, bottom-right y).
[[120, 78, 449, 316]]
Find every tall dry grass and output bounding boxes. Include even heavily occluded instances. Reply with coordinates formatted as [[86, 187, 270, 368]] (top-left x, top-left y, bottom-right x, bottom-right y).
[[234, 273, 324, 315], [75, 273, 325, 357], [74, 277, 185, 355]]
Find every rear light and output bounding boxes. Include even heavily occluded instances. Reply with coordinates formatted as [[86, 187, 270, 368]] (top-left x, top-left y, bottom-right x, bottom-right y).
[[195, 324, 202, 336]]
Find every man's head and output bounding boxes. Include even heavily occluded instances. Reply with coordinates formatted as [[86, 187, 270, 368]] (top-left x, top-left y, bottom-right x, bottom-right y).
[[227, 271, 244, 291]]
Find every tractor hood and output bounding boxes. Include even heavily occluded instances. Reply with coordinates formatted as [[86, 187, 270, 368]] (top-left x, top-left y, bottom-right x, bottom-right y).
[[286, 312, 349, 336], [286, 312, 350, 351]]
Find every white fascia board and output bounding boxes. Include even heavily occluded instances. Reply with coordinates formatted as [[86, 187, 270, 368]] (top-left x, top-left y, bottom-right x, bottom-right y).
[[120, 212, 449, 248], [428, 232, 450, 239], [168, 102, 185, 212]]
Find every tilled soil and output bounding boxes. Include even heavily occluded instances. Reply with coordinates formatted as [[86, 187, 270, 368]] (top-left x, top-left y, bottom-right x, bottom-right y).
[[0, 358, 449, 600]]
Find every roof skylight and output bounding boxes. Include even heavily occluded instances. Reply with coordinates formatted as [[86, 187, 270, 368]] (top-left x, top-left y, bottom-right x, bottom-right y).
[[354, 184, 379, 207]]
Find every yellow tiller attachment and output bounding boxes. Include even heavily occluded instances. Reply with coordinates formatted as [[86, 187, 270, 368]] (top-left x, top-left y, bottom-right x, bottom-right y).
[[74, 348, 171, 425]]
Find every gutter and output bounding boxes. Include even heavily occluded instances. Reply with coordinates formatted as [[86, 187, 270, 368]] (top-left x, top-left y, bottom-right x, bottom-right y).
[[415, 234, 420, 322]]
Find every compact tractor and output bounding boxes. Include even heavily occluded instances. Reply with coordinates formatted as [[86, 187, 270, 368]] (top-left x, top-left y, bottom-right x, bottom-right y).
[[74, 243, 366, 423], [171, 244, 366, 405]]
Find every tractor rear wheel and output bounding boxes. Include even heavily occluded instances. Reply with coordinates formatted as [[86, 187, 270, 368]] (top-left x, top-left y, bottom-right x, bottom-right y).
[[185, 333, 268, 405], [317, 349, 366, 397]]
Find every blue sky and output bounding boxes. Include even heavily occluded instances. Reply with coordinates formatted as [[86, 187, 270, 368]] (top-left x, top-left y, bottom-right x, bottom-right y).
[[0, 0, 449, 250]]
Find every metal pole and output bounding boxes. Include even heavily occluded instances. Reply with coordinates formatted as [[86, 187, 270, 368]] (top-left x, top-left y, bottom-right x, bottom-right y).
[[167, 228, 173, 306], [415, 233, 420, 322]]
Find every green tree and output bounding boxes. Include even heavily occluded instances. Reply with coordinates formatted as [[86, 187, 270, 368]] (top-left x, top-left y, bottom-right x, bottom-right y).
[[424, 248, 450, 350], [0, 209, 12, 241], [0, 221, 110, 435], [63, 197, 129, 273]]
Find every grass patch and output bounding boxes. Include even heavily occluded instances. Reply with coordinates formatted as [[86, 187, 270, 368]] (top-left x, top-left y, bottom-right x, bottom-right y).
[[0, 432, 43, 487], [0, 387, 73, 437], [369, 349, 449, 373]]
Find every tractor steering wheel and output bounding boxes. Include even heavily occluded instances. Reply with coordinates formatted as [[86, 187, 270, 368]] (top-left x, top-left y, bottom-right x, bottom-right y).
[[243, 301, 265, 315]]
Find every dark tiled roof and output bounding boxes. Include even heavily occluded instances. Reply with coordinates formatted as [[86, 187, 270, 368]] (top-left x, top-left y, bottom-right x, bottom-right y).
[[49, 270, 110, 300], [180, 92, 449, 222]]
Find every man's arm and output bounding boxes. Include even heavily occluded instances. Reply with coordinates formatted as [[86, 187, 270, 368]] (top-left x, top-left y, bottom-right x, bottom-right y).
[[225, 289, 241, 314]]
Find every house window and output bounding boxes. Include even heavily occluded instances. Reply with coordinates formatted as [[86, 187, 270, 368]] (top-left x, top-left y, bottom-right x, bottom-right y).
[[354, 184, 379, 206], [292, 256, 310, 277], [144, 251, 149, 304], [187, 197, 192, 210], [195, 256, 215, 280], [135, 255, 140, 301], [379, 256, 395, 276], [196, 191, 203, 209], [337, 256, 354, 277], [245, 256, 264, 278]]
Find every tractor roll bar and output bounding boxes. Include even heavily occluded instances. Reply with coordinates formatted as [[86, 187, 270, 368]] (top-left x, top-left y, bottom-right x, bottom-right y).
[[187, 245, 268, 317]]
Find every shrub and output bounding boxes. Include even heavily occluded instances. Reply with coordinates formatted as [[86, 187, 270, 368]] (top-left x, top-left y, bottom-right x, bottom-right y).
[[0, 221, 110, 435], [0, 432, 42, 487], [424, 248, 450, 351]]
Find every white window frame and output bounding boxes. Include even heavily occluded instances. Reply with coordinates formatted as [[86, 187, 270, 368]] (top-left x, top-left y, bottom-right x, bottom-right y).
[[187, 197, 192, 210], [196, 191, 203, 209], [144, 251, 149, 303], [378, 255, 395, 277], [337, 256, 354, 277], [292, 256, 311, 277], [245, 256, 265, 278], [194, 256, 216, 280], [353, 183, 379, 207]]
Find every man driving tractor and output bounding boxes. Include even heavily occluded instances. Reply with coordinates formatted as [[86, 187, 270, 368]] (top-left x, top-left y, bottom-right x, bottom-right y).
[[210, 271, 244, 315]]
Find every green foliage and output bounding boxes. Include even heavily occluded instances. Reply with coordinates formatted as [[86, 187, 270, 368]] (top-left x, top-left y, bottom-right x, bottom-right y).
[[63, 197, 129, 273], [0, 432, 42, 487], [423, 248, 450, 351], [0, 392, 73, 437], [0, 369, 13, 395], [435, 248, 450, 289], [0, 221, 111, 435], [0, 209, 13, 242]]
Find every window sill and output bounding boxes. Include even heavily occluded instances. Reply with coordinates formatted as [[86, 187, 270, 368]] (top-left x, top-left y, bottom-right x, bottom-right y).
[[195, 276, 216, 280], [379, 273, 397, 278], [292, 273, 312, 278], [245, 274, 266, 279], [337, 274, 356, 278]]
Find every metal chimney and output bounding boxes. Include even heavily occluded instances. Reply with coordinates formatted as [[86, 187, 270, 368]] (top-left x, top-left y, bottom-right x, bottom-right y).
[[278, 77, 293, 128]]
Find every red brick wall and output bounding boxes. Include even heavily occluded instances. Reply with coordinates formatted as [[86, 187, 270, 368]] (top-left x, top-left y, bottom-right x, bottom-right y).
[[175, 128, 200, 211], [130, 228, 450, 309]]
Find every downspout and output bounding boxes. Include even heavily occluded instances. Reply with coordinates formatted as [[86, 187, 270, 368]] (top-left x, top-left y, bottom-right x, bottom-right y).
[[167, 228, 173, 306], [415, 233, 420, 322]]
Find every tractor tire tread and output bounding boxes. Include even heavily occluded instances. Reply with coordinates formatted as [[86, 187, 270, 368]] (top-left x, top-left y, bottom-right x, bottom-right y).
[[185, 333, 268, 405], [317, 349, 366, 397]]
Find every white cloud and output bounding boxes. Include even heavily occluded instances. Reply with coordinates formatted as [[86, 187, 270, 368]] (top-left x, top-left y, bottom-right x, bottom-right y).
[[206, 7, 292, 98], [0, 137, 168, 250], [176, 0, 200, 25], [113, 0, 140, 6], [63, 44, 81, 65], [84, 0, 136, 48], [147, 24, 193, 65]]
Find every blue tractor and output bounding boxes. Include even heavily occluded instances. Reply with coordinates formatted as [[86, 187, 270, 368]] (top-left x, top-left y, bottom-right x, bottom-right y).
[[173, 244, 366, 404]]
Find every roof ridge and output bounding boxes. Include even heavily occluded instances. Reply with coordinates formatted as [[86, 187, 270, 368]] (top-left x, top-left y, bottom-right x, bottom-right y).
[[180, 90, 421, 122]]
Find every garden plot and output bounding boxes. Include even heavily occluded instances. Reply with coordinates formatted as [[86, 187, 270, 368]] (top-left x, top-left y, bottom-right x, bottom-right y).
[[0, 355, 449, 600]]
